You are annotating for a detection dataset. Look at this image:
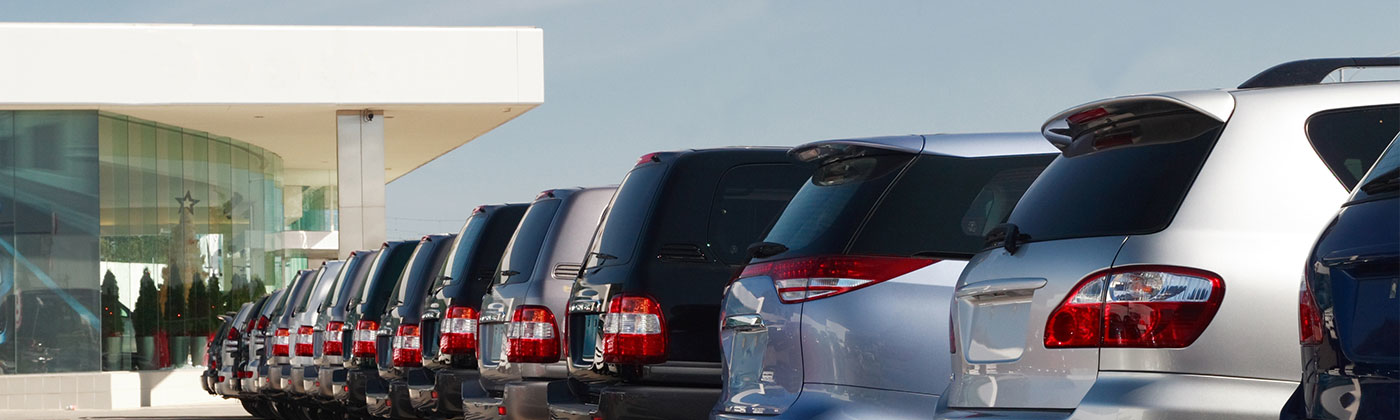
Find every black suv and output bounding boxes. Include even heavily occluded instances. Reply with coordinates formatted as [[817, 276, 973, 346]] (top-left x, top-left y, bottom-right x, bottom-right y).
[[551, 148, 813, 420], [342, 241, 419, 417], [371, 234, 459, 418], [403, 203, 528, 418]]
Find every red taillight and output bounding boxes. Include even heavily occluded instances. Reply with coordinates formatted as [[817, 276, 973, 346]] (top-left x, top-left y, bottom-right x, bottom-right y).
[[272, 328, 291, 357], [353, 320, 379, 358], [295, 326, 316, 356], [440, 306, 479, 355], [392, 324, 423, 367], [507, 305, 559, 363], [217, 376, 225, 383], [1044, 266, 1224, 349], [255, 316, 270, 330], [740, 255, 935, 304], [1299, 279, 1324, 345], [323, 321, 345, 356], [602, 294, 666, 365], [636, 152, 661, 166], [226, 327, 240, 341], [472, 206, 487, 215], [236, 370, 253, 379], [1066, 107, 1109, 124]]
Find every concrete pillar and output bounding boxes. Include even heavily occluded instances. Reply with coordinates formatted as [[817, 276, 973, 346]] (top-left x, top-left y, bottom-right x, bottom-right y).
[[336, 110, 386, 258]]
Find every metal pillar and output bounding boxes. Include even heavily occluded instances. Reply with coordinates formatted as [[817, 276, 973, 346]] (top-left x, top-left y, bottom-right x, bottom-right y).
[[336, 110, 386, 258]]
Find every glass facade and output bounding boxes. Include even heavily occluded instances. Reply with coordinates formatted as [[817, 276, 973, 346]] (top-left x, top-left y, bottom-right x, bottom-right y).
[[0, 110, 339, 374]]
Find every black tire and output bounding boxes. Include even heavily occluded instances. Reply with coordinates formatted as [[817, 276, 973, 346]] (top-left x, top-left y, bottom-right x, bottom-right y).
[[240, 399, 265, 418]]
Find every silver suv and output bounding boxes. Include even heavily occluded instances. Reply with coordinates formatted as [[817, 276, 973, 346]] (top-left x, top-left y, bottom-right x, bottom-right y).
[[937, 58, 1400, 419]]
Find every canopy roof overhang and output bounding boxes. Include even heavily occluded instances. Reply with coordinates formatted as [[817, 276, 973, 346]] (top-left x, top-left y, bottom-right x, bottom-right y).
[[0, 22, 544, 181]]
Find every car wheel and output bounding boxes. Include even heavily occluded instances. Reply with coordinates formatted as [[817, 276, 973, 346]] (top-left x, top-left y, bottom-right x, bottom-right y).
[[239, 399, 265, 418]]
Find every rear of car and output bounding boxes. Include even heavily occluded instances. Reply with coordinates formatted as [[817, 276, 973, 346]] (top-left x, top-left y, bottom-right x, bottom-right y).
[[290, 260, 346, 403], [409, 203, 528, 418], [262, 269, 319, 410], [241, 288, 285, 399], [937, 61, 1399, 419], [217, 301, 257, 397], [472, 187, 614, 420], [554, 148, 813, 420], [205, 313, 236, 395], [341, 241, 418, 416], [371, 234, 458, 418], [1293, 136, 1400, 419], [716, 133, 1055, 419], [313, 249, 377, 406]]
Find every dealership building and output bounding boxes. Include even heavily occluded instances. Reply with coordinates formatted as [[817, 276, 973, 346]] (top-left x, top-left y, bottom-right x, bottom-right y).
[[0, 23, 542, 410]]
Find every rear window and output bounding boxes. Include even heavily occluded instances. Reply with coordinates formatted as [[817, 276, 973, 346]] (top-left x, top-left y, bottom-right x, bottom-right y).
[[1008, 106, 1223, 243], [584, 164, 666, 269], [1307, 104, 1400, 189], [1352, 134, 1400, 202], [706, 164, 810, 264], [760, 154, 913, 259], [760, 152, 1053, 260], [498, 199, 563, 284], [294, 269, 324, 312]]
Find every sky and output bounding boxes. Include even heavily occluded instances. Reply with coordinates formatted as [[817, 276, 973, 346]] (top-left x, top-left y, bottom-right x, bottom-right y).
[[3, 0, 1397, 239]]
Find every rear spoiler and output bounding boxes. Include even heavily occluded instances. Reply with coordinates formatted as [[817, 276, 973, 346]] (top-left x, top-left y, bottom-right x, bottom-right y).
[[788, 135, 925, 163], [1041, 91, 1234, 155]]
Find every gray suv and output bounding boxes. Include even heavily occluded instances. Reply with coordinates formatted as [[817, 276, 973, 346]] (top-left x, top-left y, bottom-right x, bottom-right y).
[[716, 133, 1056, 419], [938, 58, 1400, 419]]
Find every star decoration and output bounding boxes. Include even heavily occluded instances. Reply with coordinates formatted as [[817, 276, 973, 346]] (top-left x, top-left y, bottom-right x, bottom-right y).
[[176, 191, 200, 214]]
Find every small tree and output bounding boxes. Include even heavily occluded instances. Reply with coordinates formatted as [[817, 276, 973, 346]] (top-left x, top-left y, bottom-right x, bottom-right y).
[[133, 269, 160, 337], [206, 274, 224, 333], [188, 278, 208, 337], [251, 276, 267, 299], [163, 279, 187, 336], [101, 270, 121, 337]]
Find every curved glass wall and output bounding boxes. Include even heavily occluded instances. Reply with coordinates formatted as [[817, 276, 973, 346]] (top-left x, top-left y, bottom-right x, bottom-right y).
[[95, 113, 288, 371]]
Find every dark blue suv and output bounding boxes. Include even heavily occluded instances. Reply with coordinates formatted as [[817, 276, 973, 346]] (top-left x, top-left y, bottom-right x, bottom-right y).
[[1294, 135, 1399, 419]]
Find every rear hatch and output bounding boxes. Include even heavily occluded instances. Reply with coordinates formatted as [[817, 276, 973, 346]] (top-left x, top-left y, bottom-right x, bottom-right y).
[[343, 241, 416, 368], [720, 137, 1054, 415], [423, 204, 527, 369], [480, 194, 567, 387], [378, 235, 455, 377], [947, 97, 1228, 409], [568, 150, 810, 388]]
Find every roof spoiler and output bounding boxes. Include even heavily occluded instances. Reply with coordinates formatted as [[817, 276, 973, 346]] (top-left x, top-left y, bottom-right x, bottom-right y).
[[1042, 93, 1231, 157], [1239, 57, 1400, 89], [788, 136, 925, 163]]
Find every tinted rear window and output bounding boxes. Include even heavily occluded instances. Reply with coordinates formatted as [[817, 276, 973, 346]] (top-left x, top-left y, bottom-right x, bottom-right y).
[[498, 199, 563, 284], [706, 164, 809, 264], [1352, 135, 1400, 202], [852, 154, 1054, 256], [1307, 104, 1400, 189], [1008, 121, 1222, 243], [761, 153, 1052, 260], [760, 154, 914, 259], [585, 164, 665, 269]]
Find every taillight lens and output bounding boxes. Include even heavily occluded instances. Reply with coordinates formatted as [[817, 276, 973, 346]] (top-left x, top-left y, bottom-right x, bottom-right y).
[[1045, 266, 1224, 348], [353, 321, 379, 358], [226, 327, 240, 341], [272, 328, 291, 357], [323, 321, 345, 356], [440, 306, 479, 355], [1299, 279, 1324, 345], [507, 305, 559, 363], [255, 316, 270, 330], [392, 324, 423, 367], [295, 326, 316, 356], [602, 294, 666, 365], [740, 255, 935, 303]]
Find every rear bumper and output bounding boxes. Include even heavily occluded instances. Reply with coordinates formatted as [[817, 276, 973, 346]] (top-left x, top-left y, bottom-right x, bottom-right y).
[[586, 384, 720, 420], [289, 364, 317, 396], [502, 379, 573, 420], [714, 383, 938, 420], [318, 366, 347, 400], [934, 371, 1297, 420], [407, 368, 484, 416]]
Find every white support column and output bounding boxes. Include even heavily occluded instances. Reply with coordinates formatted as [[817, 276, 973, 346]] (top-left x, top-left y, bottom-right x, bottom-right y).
[[336, 110, 386, 258]]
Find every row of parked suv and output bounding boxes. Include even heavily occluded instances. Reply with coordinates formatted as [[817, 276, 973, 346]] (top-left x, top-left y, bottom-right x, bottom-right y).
[[201, 58, 1399, 420]]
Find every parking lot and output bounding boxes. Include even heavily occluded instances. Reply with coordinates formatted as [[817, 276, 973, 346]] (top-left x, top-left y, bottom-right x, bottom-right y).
[[0, 400, 249, 420]]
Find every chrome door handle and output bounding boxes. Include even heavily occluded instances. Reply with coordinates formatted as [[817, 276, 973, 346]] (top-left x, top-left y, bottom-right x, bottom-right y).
[[955, 278, 1047, 299], [722, 314, 764, 332]]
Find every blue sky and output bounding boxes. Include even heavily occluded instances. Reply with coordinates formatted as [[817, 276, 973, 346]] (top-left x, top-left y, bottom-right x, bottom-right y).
[[3, 0, 1396, 238]]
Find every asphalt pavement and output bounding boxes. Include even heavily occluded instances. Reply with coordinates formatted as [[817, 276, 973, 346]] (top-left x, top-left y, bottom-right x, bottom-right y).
[[0, 399, 252, 420]]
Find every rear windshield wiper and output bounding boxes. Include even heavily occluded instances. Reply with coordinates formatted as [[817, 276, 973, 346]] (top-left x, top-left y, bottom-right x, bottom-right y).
[[499, 270, 521, 277], [747, 242, 789, 259], [984, 223, 1031, 254], [1359, 167, 1400, 195]]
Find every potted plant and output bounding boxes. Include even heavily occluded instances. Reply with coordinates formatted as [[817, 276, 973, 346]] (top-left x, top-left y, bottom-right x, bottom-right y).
[[133, 269, 160, 370], [164, 279, 188, 367], [100, 270, 124, 370], [188, 277, 208, 367]]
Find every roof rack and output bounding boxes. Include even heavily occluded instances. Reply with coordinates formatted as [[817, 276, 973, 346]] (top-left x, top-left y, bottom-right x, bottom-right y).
[[1239, 57, 1400, 89]]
